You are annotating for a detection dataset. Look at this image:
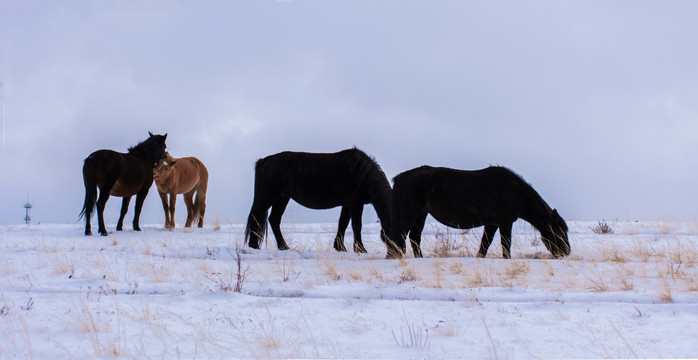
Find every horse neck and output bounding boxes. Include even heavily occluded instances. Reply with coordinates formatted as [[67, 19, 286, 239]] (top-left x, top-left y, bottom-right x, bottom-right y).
[[521, 187, 553, 232], [370, 181, 392, 230], [130, 144, 161, 166]]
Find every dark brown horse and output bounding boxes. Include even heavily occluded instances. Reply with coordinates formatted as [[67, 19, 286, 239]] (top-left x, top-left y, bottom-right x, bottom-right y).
[[153, 152, 209, 229], [245, 148, 392, 252], [79, 132, 167, 236], [389, 165, 569, 259]]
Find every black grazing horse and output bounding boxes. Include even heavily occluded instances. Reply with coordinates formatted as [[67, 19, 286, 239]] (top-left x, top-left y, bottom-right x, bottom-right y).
[[79, 132, 167, 236], [389, 165, 570, 259], [245, 148, 392, 252]]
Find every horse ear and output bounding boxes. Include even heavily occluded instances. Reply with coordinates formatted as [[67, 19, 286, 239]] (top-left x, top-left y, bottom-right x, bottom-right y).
[[149, 131, 154, 137], [163, 133, 167, 140]]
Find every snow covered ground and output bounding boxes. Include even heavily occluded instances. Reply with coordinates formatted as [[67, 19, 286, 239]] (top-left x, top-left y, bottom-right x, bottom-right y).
[[1, 220, 697, 358]]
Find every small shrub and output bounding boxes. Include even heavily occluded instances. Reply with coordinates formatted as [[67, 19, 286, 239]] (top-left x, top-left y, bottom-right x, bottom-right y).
[[591, 220, 614, 234], [231, 247, 249, 292]]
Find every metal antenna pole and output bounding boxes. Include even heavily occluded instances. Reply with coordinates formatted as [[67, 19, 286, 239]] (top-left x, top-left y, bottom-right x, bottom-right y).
[[23, 195, 32, 225]]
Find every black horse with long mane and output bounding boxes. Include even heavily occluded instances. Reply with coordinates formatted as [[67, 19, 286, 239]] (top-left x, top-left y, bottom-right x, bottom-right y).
[[79, 132, 167, 236], [245, 148, 392, 252], [389, 165, 569, 259]]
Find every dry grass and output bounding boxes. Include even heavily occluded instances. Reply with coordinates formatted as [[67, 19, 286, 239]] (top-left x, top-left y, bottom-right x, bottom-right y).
[[347, 266, 365, 282], [448, 261, 464, 275], [599, 245, 631, 264], [320, 259, 343, 281], [504, 260, 530, 280], [133, 257, 172, 283], [367, 265, 384, 281], [630, 240, 658, 262], [50, 253, 77, 276], [69, 299, 111, 335], [398, 265, 418, 284]]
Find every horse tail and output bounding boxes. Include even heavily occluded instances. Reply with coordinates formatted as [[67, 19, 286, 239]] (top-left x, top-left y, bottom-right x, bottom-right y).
[[244, 158, 269, 248], [193, 160, 208, 226], [79, 155, 98, 221], [244, 211, 268, 247]]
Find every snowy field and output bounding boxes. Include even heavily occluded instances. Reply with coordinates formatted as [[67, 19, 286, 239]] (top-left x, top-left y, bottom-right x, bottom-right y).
[[1, 220, 698, 359]]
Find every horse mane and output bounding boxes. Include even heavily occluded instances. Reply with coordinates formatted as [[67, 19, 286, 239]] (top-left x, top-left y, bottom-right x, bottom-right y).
[[350, 147, 391, 192], [491, 165, 535, 188], [128, 136, 164, 162]]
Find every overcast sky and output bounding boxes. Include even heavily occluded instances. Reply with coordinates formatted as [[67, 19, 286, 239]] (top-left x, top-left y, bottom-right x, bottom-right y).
[[2, 1, 698, 227]]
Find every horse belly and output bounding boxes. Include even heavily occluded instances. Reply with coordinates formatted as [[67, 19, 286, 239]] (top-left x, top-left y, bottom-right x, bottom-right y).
[[110, 180, 137, 197], [293, 193, 344, 210], [429, 206, 484, 230], [285, 173, 351, 209], [177, 177, 199, 194]]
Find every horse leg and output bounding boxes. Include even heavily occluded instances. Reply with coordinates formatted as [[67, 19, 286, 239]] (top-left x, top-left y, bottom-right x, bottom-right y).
[[477, 225, 499, 258], [167, 193, 177, 229], [96, 188, 111, 236], [96, 193, 110, 236], [116, 196, 132, 231], [499, 222, 513, 259], [85, 217, 92, 236], [408, 212, 429, 258], [334, 207, 350, 252], [351, 205, 367, 253], [158, 191, 170, 229], [196, 191, 206, 228], [195, 178, 207, 228], [132, 189, 149, 231], [268, 197, 291, 250], [183, 190, 195, 228], [387, 205, 422, 259]]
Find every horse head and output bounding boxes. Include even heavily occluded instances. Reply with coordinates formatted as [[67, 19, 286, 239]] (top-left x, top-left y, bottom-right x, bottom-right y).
[[148, 132, 168, 164], [153, 152, 177, 180], [540, 209, 570, 257]]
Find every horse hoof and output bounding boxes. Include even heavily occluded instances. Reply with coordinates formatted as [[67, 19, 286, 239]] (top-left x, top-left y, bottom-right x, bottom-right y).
[[85, 231, 92, 236], [278, 244, 290, 251], [100, 231, 108, 236]]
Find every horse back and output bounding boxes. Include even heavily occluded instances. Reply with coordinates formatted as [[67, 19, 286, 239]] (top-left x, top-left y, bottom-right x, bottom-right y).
[[85, 149, 152, 196], [254, 149, 367, 207], [431, 166, 528, 208], [394, 166, 529, 227]]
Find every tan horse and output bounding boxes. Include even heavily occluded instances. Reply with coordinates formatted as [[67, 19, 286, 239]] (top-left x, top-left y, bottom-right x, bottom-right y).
[[153, 152, 209, 229]]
